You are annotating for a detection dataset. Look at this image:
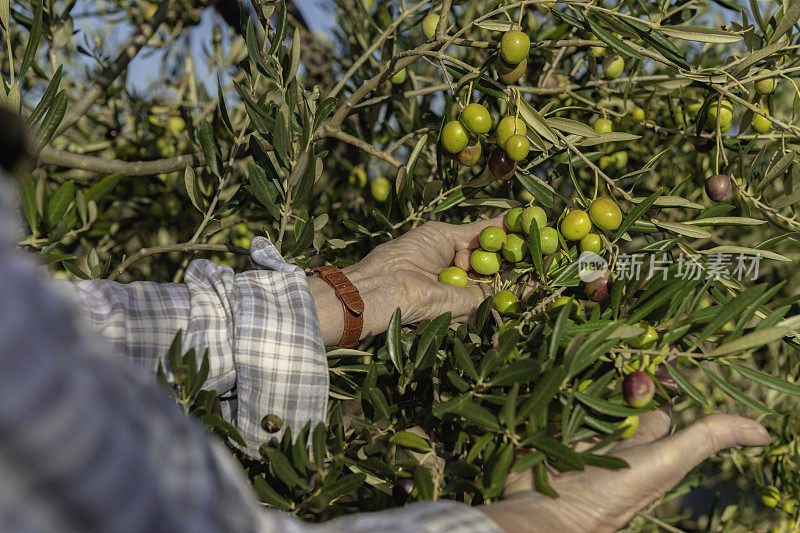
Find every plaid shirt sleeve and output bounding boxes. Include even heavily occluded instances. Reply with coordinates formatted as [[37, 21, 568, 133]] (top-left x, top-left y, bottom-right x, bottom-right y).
[[55, 236, 329, 459]]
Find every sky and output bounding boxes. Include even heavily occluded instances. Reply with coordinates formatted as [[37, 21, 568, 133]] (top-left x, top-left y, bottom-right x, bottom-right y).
[[122, 0, 338, 91]]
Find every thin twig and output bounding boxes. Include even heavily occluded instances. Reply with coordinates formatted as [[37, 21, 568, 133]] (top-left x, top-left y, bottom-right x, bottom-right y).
[[36, 145, 253, 176], [321, 129, 403, 167], [108, 243, 249, 281]]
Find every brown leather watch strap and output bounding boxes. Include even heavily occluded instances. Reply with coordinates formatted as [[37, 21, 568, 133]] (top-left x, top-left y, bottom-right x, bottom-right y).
[[312, 265, 364, 348]]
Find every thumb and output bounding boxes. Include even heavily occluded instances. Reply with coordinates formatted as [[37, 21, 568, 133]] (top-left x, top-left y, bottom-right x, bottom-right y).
[[619, 413, 768, 490]]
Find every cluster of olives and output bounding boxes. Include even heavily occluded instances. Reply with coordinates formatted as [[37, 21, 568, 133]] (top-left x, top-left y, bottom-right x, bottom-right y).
[[592, 118, 628, 174], [438, 28, 532, 170], [438, 196, 624, 315]]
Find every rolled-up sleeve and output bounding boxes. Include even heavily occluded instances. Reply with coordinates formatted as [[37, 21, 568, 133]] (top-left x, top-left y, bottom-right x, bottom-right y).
[[56, 237, 329, 458]]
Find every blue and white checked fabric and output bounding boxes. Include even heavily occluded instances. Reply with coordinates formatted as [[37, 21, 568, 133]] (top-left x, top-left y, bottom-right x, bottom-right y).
[[0, 174, 503, 533], [58, 237, 330, 459]]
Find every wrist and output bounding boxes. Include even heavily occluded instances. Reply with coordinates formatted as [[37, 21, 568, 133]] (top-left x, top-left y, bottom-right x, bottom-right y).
[[342, 262, 381, 338]]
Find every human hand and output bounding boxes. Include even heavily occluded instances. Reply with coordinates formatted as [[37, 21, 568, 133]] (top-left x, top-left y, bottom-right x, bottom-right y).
[[480, 410, 769, 533], [343, 216, 506, 338]]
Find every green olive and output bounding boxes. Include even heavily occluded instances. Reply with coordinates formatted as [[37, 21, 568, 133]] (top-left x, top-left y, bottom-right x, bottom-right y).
[[438, 266, 468, 287], [579, 233, 603, 254], [422, 14, 440, 40], [560, 210, 592, 241], [500, 30, 530, 65], [441, 121, 469, 154], [471, 249, 502, 275], [496, 116, 527, 147], [521, 206, 547, 234], [504, 207, 524, 233], [479, 225, 507, 252], [588, 197, 623, 231], [501, 233, 527, 263], [493, 289, 520, 315], [461, 103, 492, 135], [539, 226, 559, 255], [504, 134, 530, 161], [371, 177, 391, 202]]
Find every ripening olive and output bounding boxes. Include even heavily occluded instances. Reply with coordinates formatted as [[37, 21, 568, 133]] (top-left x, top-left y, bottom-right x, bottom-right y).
[[623, 371, 655, 408], [705, 174, 732, 202]]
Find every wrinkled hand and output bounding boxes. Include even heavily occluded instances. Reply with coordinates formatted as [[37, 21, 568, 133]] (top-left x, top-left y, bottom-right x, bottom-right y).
[[481, 409, 769, 533], [344, 217, 504, 337]]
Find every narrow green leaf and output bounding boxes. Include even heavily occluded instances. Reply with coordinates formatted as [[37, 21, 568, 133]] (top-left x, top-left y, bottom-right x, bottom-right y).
[[324, 473, 366, 500], [584, 15, 645, 59], [768, 2, 800, 45], [581, 454, 629, 469], [665, 364, 708, 405], [265, 448, 306, 488], [19, 178, 38, 235], [184, 167, 205, 212], [695, 284, 767, 344], [20, 0, 43, 78], [518, 366, 566, 420], [453, 337, 479, 381], [511, 451, 545, 473], [615, 188, 662, 239], [46, 180, 74, 228], [729, 362, 800, 396], [28, 65, 62, 126], [253, 475, 293, 510], [386, 308, 403, 373], [489, 359, 539, 387], [711, 316, 800, 356], [534, 462, 558, 497], [523, 434, 584, 470], [413, 467, 434, 501], [701, 367, 775, 414], [390, 431, 431, 452], [197, 120, 220, 177], [312, 423, 326, 469], [659, 25, 743, 43], [573, 392, 650, 417], [549, 303, 573, 361], [36, 90, 68, 148], [287, 214, 314, 258]]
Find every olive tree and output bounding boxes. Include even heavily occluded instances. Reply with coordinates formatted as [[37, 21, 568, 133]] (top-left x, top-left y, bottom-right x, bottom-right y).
[[4, 0, 800, 529]]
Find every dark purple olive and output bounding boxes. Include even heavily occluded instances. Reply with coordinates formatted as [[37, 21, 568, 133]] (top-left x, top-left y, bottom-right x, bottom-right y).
[[489, 148, 517, 180], [586, 271, 613, 302], [623, 371, 655, 408], [392, 478, 415, 506], [705, 174, 732, 202]]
